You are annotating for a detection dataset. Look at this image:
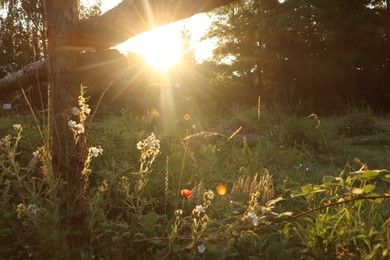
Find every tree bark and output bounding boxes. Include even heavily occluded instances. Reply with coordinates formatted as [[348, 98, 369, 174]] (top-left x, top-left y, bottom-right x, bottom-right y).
[[45, 0, 89, 247], [0, 50, 128, 95], [0, 60, 47, 94], [78, 0, 238, 49]]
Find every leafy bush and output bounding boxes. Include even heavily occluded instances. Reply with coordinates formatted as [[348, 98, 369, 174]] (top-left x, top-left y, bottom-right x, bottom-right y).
[[336, 106, 377, 137]]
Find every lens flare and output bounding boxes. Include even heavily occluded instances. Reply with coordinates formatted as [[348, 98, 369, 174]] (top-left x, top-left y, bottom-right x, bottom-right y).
[[216, 183, 227, 196], [181, 189, 192, 198]]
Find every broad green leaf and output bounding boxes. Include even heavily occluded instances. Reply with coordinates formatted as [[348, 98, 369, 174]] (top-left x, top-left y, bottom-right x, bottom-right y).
[[362, 184, 375, 194], [358, 169, 388, 180], [301, 185, 312, 195]]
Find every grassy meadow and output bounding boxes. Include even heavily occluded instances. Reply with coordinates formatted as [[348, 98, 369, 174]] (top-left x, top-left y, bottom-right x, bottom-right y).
[[0, 103, 389, 259]]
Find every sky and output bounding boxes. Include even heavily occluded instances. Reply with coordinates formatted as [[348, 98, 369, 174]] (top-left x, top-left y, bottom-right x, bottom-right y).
[[100, 0, 215, 62]]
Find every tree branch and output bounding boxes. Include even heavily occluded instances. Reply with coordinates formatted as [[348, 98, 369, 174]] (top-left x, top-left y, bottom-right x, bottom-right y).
[[0, 50, 128, 95], [0, 60, 48, 94], [78, 0, 238, 49], [0, 0, 238, 93]]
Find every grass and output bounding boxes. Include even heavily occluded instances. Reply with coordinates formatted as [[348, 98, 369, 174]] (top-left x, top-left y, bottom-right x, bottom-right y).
[[0, 104, 389, 259]]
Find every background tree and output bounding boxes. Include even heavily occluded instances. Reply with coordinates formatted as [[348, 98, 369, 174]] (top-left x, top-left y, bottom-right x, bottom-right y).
[[205, 0, 390, 113]]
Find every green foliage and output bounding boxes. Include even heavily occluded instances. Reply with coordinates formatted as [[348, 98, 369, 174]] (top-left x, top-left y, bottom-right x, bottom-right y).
[[336, 106, 377, 137], [1, 106, 390, 259], [204, 0, 390, 112]]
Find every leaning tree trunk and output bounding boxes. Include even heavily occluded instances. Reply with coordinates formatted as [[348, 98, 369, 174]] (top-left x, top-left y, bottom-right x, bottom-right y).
[[45, 0, 89, 246]]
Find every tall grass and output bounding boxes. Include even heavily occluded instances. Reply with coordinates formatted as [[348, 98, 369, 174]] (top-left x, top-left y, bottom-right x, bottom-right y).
[[0, 98, 389, 259]]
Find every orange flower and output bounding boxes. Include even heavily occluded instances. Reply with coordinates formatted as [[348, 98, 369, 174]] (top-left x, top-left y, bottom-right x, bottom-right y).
[[184, 113, 191, 121], [215, 183, 227, 196], [181, 189, 192, 198]]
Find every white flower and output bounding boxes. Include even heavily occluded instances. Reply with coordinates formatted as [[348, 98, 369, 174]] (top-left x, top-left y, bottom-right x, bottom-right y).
[[13, 124, 22, 131], [89, 146, 103, 157], [148, 140, 158, 149], [85, 107, 91, 114], [33, 150, 39, 157], [74, 123, 85, 134], [247, 211, 259, 226], [197, 244, 206, 254], [195, 205, 205, 214], [71, 107, 80, 116], [68, 120, 76, 128], [305, 167, 309, 171], [27, 204, 39, 215]]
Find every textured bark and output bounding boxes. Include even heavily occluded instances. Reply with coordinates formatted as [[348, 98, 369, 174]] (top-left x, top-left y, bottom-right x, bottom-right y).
[[45, 0, 89, 247], [78, 0, 238, 49], [0, 60, 47, 94], [0, 50, 128, 95]]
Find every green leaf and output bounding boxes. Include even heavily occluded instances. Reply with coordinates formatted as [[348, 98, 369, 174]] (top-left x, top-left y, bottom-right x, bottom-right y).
[[301, 185, 312, 195], [290, 190, 305, 198], [323, 175, 336, 183], [362, 184, 375, 194], [358, 170, 387, 180]]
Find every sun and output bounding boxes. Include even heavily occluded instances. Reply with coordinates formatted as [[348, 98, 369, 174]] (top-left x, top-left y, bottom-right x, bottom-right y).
[[117, 24, 184, 72], [141, 28, 183, 71]]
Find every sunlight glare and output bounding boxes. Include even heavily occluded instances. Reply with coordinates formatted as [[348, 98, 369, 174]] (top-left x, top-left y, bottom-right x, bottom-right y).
[[102, 1, 214, 68]]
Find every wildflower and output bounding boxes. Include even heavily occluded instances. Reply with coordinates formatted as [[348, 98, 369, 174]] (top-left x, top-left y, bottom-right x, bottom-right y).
[[137, 133, 160, 160], [71, 107, 80, 116], [27, 204, 39, 215], [184, 113, 191, 121], [13, 124, 22, 131], [84, 106, 91, 115], [247, 211, 259, 226], [68, 120, 76, 128], [181, 189, 192, 198], [306, 167, 309, 171], [174, 209, 183, 217], [197, 244, 206, 254], [215, 183, 227, 196], [89, 146, 103, 157], [204, 189, 215, 201], [99, 180, 109, 192], [16, 203, 26, 219], [148, 140, 158, 149], [33, 150, 39, 157], [195, 205, 205, 214], [74, 123, 85, 134]]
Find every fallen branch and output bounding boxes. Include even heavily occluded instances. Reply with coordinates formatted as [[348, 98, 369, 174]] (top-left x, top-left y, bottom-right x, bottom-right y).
[[0, 60, 47, 94], [0, 50, 129, 95]]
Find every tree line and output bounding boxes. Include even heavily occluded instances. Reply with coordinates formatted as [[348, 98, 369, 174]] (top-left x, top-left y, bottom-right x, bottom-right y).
[[1, 0, 390, 115]]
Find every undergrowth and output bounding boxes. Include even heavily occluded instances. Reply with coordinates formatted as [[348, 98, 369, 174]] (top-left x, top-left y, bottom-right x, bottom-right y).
[[0, 99, 389, 259]]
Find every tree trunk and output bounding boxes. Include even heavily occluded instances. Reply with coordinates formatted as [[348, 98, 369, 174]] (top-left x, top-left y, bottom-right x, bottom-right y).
[[45, 0, 89, 247]]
